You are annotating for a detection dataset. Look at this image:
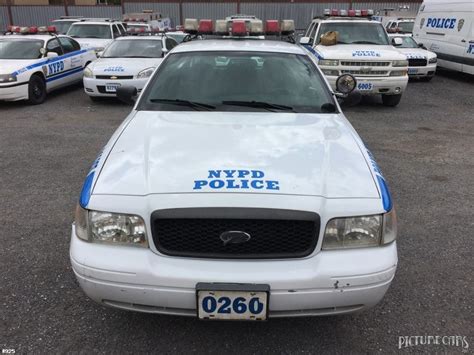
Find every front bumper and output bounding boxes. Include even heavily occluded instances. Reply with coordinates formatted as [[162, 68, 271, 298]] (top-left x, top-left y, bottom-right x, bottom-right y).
[[326, 75, 408, 96], [83, 77, 148, 97], [70, 225, 398, 317], [0, 82, 29, 101], [407, 63, 437, 77]]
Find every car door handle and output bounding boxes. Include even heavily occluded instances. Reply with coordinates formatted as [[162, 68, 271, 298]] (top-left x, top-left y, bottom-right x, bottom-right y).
[[461, 39, 466, 43]]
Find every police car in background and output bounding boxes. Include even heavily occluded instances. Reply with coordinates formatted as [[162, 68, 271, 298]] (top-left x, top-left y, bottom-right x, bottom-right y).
[[300, 9, 409, 107], [386, 19, 415, 34], [71, 19, 398, 320], [413, 0, 473, 75], [67, 19, 127, 54], [0, 26, 97, 104], [83, 34, 178, 100], [388, 34, 437, 80], [51, 16, 83, 35]]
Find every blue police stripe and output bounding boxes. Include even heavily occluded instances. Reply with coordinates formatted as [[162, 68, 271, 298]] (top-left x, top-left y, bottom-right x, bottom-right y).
[[302, 44, 324, 60], [46, 66, 83, 82], [365, 146, 393, 212], [12, 49, 89, 76], [79, 172, 95, 208]]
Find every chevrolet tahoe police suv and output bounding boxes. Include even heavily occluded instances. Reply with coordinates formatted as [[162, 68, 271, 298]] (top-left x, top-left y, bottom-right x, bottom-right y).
[[300, 9, 409, 107], [71, 19, 398, 320], [0, 26, 96, 104]]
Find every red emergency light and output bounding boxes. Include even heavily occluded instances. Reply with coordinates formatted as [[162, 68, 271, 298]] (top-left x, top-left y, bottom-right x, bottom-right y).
[[361, 9, 368, 16], [348, 9, 356, 17], [331, 9, 339, 16], [29, 26, 38, 34], [198, 19, 213, 34], [231, 20, 247, 36], [265, 20, 279, 35]]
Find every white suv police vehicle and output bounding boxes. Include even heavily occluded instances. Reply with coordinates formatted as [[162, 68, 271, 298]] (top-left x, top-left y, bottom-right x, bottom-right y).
[[0, 26, 97, 104], [67, 20, 127, 53], [83, 35, 178, 100], [300, 9, 409, 107], [71, 19, 398, 320]]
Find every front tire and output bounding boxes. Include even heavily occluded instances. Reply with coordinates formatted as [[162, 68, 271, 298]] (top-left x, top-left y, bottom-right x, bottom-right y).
[[382, 94, 402, 107], [27, 75, 47, 105]]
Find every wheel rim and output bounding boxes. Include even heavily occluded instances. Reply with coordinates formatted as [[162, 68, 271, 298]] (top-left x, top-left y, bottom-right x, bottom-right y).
[[32, 81, 43, 99]]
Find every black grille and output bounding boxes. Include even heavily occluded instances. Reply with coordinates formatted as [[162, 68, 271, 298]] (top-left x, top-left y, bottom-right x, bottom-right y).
[[95, 75, 134, 79], [408, 58, 427, 67], [151, 208, 320, 259]]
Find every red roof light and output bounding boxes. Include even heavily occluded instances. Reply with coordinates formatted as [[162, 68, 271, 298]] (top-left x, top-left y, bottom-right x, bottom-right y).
[[198, 19, 213, 34], [231, 20, 247, 36], [265, 20, 279, 35]]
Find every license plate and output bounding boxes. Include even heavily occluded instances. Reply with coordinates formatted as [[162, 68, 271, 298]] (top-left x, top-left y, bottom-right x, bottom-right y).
[[408, 68, 418, 74], [105, 83, 120, 92], [357, 82, 373, 91], [197, 283, 269, 321]]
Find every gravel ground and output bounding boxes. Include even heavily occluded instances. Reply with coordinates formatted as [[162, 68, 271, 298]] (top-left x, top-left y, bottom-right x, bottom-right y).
[[0, 71, 473, 354]]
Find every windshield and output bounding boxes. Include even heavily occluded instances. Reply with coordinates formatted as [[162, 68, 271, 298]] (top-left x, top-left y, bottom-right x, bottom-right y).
[[53, 21, 75, 34], [319, 22, 389, 45], [67, 24, 111, 39], [103, 39, 162, 58], [166, 33, 188, 43], [398, 21, 414, 33], [0, 39, 43, 59], [395, 36, 418, 48], [139, 51, 335, 113]]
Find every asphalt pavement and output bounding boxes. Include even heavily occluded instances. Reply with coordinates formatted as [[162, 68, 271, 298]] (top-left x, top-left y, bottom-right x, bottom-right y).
[[0, 71, 473, 354]]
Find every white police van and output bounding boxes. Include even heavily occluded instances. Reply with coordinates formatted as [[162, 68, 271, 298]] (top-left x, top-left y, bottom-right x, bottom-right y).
[[388, 34, 437, 80], [71, 19, 398, 320], [300, 9, 409, 107], [66, 20, 127, 54], [83, 35, 178, 100], [412, 0, 473, 75], [0, 26, 97, 104]]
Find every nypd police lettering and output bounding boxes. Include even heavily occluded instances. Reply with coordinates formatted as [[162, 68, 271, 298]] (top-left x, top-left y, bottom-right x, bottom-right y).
[[48, 61, 64, 75], [193, 170, 280, 191], [352, 50, 381, 57], [425, 18, 456, 29], [104, 66, 125, 72]]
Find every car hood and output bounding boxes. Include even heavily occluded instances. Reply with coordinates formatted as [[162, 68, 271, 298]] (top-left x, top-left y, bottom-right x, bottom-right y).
[[93, 111, 379, 198], [73, 38, 112, 50], [396, 47, 436, 59], [90, 57, 162, 75], [316, 44, 407, 61], [0, 60, 32, 75]]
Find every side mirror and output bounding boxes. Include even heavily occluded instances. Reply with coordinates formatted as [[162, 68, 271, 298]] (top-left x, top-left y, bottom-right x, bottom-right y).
[[299, 36, 311, 45], [392, 37, 403, 46], [97, 51, 104, 57], [116, 86, 137, 105], [161, 48, 169, 57], [47, 52, 59, 59], [335, 74, 361, 106], [418, 43, 427, 49]]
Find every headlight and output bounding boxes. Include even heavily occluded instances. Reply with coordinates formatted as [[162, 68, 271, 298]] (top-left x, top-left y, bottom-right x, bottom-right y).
[[321, 69, 339, 76], [83, 67, 93, 78], [322, 209, 397, 250], [390, 70, 408, 76], [0, 74, 17, 83], [392, 60, 408, 67], [137, 67, 155, 79], [74, 205, 148, 247], [319, 59, 339, 66], [429, 57, 437, 64]]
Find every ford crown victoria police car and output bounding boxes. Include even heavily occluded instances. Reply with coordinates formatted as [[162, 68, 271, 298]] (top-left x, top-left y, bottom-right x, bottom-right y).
[[389, 34, 437, 80], [83, 35, 178, 100], [0, 27, 97, 104], [300, 9, 409, 107], [71, 21, 398, 319]]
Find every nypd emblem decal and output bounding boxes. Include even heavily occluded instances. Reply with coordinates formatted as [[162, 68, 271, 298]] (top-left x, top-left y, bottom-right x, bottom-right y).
[[193, 170, 280, 191]]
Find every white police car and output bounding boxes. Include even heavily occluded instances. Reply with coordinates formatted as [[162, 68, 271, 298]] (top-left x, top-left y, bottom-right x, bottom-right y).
[[389, 34, 437, 80], [71, 19, 398, 320], [300, 9, 409, 107], [83, 35, 178, 100], [0, 26, 97, 104], [66, 20, 127, 53]]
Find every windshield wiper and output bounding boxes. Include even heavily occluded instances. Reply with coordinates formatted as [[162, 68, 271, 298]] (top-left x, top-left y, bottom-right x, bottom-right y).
[[350, 41, 380, 45], [149, 98, 216, 110], [221, 100, 295, 112]]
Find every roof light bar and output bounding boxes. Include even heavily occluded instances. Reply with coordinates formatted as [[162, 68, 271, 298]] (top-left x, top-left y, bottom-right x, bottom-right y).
[[280, 20, 295, 35], [231, 20, 247, 36], [249, 19, 263, 35], [215, 19, 228, 35], [265, 20, 279, 35], [198, 19, 213, 34], [184, 18, 199, 34], [323, 8, 373, 18]]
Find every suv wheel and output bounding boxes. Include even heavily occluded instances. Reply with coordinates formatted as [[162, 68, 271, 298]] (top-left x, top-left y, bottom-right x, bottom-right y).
[[27, 75, 47, 105], [382, 94, 402, 107]]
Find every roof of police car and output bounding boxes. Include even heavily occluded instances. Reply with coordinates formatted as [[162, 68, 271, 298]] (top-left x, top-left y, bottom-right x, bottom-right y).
[[0, 34, 63, 41], [172, 39, 306, 54], [118, 35, 163, 40]]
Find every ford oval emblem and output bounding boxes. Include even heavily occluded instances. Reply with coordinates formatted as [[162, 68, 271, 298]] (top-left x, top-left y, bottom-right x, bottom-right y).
[[219, 231, 251, 246]]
